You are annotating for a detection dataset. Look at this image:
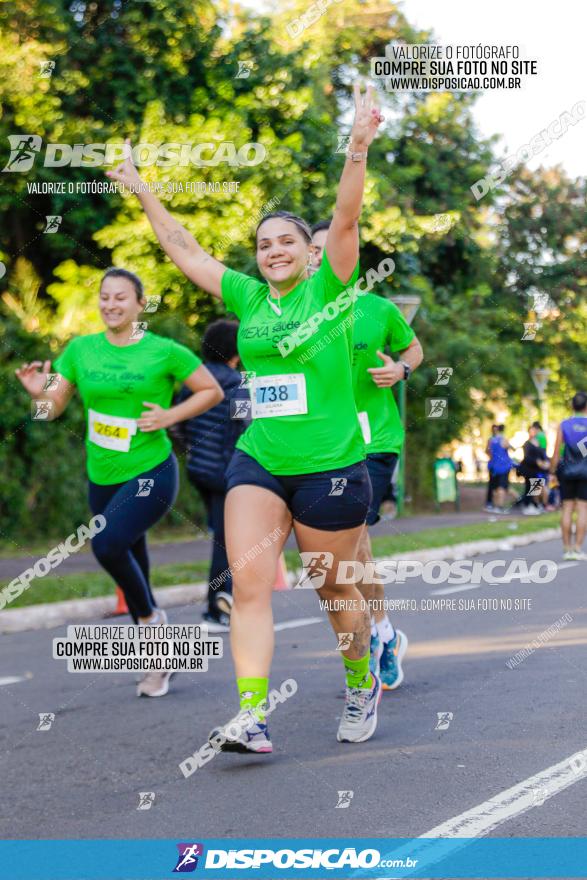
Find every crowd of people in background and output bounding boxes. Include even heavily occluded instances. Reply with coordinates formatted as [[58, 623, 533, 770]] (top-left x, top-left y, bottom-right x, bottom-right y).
[[483, 393, 587, 560]]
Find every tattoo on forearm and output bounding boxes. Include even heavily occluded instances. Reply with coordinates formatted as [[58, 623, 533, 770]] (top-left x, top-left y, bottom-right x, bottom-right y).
[[167, 228, 188, 250]]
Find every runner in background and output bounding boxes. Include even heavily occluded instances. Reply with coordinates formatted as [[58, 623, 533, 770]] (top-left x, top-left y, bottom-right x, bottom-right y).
[[518, 423, 549, 515], [550, 392, 587, 560], [485, 425, 514, 514], [107, 83, 386, 750], [484, 424, 499, 511], [535, 423, 551, 509], [311, 219, 424, 689], [175, 319, 251, 631], [15, 267, 223, 697]]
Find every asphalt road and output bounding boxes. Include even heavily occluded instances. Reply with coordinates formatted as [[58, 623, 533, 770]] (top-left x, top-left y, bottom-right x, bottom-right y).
[[1, 537, 586, 843]]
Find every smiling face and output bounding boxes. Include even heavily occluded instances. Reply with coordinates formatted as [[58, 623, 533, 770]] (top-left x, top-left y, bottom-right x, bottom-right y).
[[256, 217, 310, 292], [99, 275, 145, 332]]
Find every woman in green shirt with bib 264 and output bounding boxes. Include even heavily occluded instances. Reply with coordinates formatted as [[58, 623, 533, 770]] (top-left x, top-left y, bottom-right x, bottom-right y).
[[16, 267, 223, 698]]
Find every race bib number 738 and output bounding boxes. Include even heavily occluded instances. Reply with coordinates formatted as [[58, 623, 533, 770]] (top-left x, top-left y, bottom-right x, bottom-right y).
[[251, 373, 308, 418]]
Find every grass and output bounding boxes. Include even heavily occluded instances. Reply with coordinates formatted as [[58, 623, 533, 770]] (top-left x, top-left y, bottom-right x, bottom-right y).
[[0, 523, 208, 560], [3, 562, 209, 610], [2, 513, 559, 611], [366, 512, 559, 558]]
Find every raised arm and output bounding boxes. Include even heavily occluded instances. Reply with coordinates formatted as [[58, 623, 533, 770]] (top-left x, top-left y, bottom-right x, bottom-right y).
[[326, 83, 384, 282], [15, 360, 75, 420], [106, 143, 226, 299]]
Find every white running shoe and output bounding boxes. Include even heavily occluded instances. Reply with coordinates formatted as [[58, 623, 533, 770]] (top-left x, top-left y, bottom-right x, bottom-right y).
[[136, 609, 174, 697], [337, 674, 381, 743], [522, 505, 541, 516], [209, 709, 273, 754]]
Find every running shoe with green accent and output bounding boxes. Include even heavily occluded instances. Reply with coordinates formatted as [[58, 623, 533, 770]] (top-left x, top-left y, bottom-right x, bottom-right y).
[[380, 629, 408, 690], [209, 709, 273, 754], [337, 673, 381, 743], [369, 633, 383, 676]]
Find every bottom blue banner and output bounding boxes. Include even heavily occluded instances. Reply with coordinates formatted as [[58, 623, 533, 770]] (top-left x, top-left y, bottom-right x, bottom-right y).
[[1, 837, 587, 879]]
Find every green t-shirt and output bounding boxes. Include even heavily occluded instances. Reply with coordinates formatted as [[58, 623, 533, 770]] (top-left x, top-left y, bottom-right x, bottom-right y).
[[221, 251, 365, 475], [352, 293, 415, 454], [54, 332, 201, 485]]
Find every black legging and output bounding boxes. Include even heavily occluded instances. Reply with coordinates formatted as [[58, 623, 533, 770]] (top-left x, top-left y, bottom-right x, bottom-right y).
[[187, 470, 231, 613], [88, 454, 179, 620]]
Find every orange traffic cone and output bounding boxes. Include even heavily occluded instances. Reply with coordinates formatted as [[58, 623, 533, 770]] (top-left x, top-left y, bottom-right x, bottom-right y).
[[273, 553, 289, 590], [114, 586, 129, 615]]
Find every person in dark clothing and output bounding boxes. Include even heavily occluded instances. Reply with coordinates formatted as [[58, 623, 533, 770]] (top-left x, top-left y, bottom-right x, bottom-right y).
[[517, 422, 550, 515], [177, 320, 250, 629], [550, 391, 587, 559]]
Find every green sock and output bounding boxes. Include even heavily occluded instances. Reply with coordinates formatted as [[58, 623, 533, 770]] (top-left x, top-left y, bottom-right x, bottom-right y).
[[343, 653, 372, 690], [237, 677, 269, 722]]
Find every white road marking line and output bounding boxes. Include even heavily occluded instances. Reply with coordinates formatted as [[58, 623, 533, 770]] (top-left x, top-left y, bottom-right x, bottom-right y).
[[420, 747, 587, 838], [431, 561, 578, 595], [431, 584, 481, 596], [374, 748, 587, 878], [274, 617, 323, 632], [0, 674, 32, 687]]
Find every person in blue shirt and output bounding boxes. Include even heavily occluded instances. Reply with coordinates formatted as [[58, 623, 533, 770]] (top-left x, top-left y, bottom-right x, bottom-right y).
[[177, 320, 250, 629], [485, 424, 514, 513], [550, 391, 587, 560]]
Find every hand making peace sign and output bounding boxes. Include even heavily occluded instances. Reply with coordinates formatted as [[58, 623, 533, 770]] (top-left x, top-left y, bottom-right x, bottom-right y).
[[350, 81, 384, 149]]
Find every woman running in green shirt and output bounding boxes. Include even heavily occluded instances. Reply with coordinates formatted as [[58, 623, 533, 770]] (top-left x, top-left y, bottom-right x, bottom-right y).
[[16, 267, 223, 697], [107, 83, 384, 749]]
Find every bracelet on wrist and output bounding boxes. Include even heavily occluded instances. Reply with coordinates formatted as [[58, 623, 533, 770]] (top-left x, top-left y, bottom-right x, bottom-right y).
[[346, 148, 368, 162]]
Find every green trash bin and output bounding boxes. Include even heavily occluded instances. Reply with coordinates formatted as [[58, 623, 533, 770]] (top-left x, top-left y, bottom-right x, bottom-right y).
[[434, 458, 460, 510]]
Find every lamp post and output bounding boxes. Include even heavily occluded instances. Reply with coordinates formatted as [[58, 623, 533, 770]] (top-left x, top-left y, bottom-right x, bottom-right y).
[[530, 367, 551, 430], [390, 294, 421, 516]]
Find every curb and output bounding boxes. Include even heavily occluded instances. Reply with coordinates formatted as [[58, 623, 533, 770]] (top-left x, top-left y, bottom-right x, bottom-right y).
[[0, 582, 207, 635], [0, 527, 560, 635]]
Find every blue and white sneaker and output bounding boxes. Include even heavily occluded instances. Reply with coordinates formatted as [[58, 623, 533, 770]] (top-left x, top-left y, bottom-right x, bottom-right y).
[[337, 673, 381, 743], [380, 629, 408, 690], [369, 632, 383, 676], [209, 709, 273, 754]]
